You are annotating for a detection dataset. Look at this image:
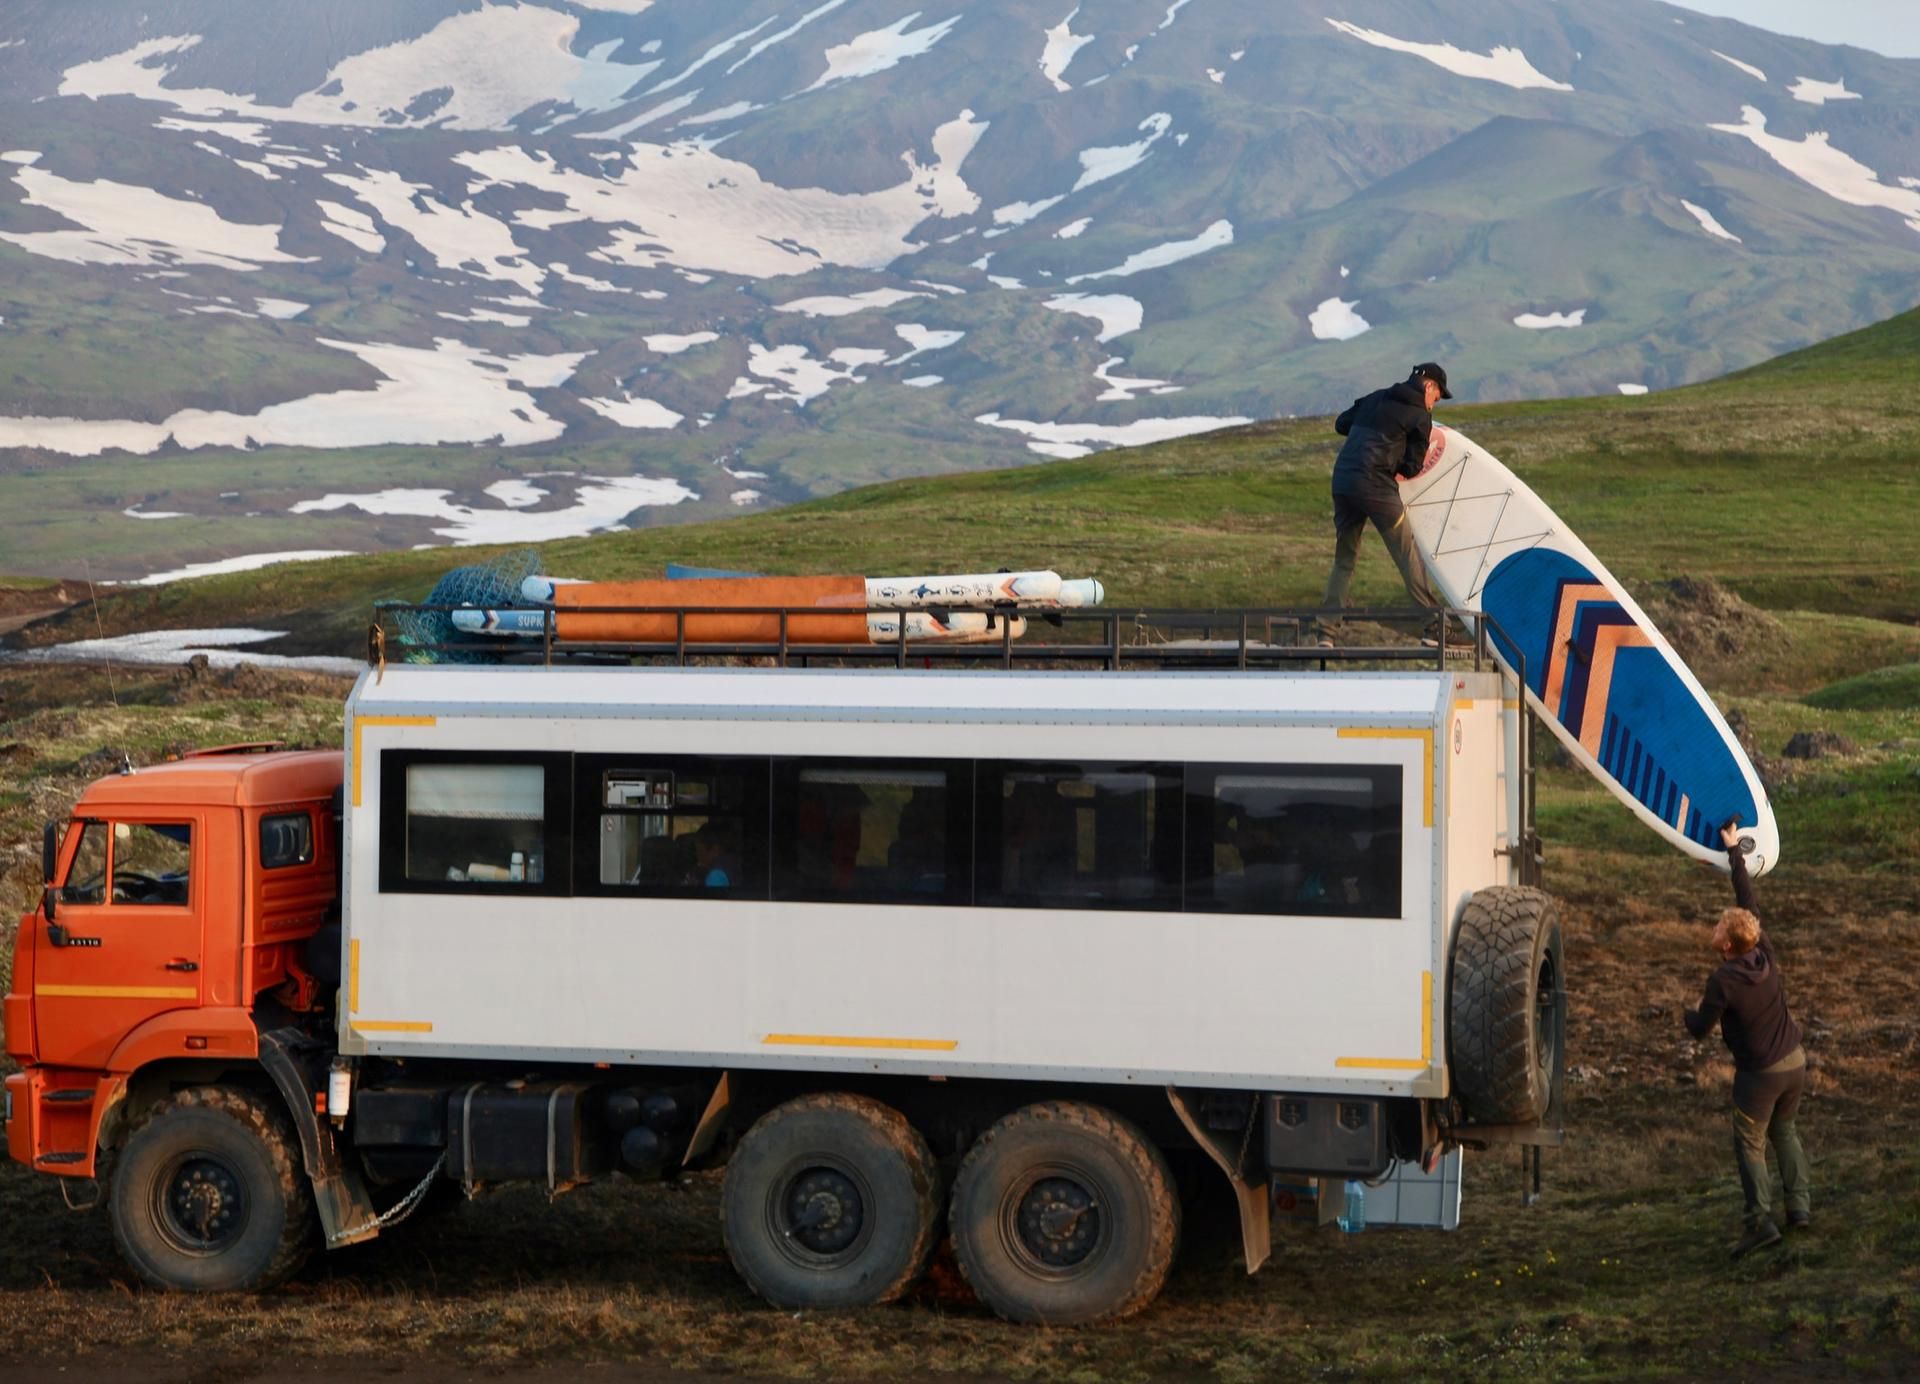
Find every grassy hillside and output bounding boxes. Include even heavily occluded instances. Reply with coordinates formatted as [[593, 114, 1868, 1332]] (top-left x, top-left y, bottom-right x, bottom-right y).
[[0, 307, 1916, 1379], [16, 303, 1918, 660]]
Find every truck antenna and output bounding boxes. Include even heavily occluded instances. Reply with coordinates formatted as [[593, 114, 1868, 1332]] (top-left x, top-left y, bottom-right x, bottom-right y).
[[81, 556, 120, 711]]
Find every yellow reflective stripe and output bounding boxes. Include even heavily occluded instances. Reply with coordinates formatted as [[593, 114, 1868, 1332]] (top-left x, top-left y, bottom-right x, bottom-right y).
[[348, 937, 360, 1014], [1335, 970, 1432, 1072], [350, 715, 436, 807], [351, 1020, 434, 1033], [1338, 726, 1435, 827], [36, 984, 197, 1000], [763, 1033, 958, 1052]]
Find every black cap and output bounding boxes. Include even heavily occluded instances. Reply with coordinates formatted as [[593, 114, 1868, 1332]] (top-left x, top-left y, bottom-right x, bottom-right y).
[[1410, 362, 1453, 399]]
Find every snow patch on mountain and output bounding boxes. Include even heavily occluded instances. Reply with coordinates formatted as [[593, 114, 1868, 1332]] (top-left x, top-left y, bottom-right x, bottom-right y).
[[644, 331, 721, 353], [727, 0, 850, 76], [63, 10, 664, 132], [1075, 113, 1172, 191], [1324, 20, 1572, 92], [1040, 8, 1095, 92], [992, 196, 1065, 228], [316, 199, 384, 254], [1094, 356, 1176, 402], [461, 110, 986, 280], [327, 168, 542, 293], [1709, 106, 1920, 234], [0, 338, 588, 457], [903, 375, 943, 387], [805, 12, 962, 92], [1065, 218, 1232, 283], [777, 287, 930, 316], [1514, 309, 1586, 328], [1709, 50, 1766, 82], [1158, 1, 1192, 32], [582, 395, 686, 428], [486, 479, 547, 508], [745, 343, 888, 404], [1788, 76, 1860, 106], [1617, 383, 1649, 395], [1308, 297, 1369, 340], [1680, 199, 1741, 243], [1043, 292, 1142, 342], [647, 16, 778, 95], [154, 117, 272, 146], [974, 410, 1249, 457], [0, 164, 310, 270], [1056, 217, 1091, 238], [586, 92, 699, 139], [290, 474, 695, 545], [890, 323, 964, 365]]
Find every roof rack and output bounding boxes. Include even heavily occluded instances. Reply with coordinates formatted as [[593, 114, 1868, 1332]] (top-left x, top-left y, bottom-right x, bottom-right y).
[[368, 602, 1517, 676]]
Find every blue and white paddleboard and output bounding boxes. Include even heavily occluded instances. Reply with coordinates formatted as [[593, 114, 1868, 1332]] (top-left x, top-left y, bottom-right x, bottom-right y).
[[1400, 425, 1779, 875]]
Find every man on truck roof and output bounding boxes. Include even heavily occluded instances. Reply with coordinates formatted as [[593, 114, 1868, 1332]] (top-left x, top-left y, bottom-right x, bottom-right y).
[[1314, 362, 1461, 649], [1685, 820, 1811, 1259]]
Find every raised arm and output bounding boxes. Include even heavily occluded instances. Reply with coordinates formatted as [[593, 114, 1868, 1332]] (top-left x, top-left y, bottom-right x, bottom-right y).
[[1721, 820, 1758, 914]]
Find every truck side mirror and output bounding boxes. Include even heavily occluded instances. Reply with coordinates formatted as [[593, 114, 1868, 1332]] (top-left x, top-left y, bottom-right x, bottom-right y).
[[42, 820, 56, 886]]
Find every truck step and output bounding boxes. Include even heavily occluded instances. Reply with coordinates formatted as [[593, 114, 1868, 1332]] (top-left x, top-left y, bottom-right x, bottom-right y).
[[35, 1152, 86, 1165], [43, 1089, 94, 1105]]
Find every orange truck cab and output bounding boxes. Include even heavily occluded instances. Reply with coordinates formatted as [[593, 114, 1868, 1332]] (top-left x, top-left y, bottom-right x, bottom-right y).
[[6, 748, 340, 1182]]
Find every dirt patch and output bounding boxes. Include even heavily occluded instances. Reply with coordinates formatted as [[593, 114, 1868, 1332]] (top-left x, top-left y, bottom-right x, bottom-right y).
[[1639, 575, 1787, 667], [0, 579, 92, 636], [1782, 729, 1859, 760]]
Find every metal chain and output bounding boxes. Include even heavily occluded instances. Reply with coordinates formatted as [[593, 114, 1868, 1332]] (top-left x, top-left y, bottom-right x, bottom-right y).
[[326, 1151, 447, 1246]]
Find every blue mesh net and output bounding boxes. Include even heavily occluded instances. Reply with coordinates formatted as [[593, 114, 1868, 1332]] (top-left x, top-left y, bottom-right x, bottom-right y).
[[385, 548, 543, 663]]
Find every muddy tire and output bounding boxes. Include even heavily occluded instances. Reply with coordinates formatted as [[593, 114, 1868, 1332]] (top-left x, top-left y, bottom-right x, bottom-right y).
[[950, 1102, 1179, 1325], [721, 1093, 940, 1310], [1448, 886, 1565, 1125], [110, 1086, 314, 1292]]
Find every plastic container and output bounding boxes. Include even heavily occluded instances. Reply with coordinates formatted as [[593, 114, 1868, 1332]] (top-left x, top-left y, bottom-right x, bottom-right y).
[[1338, 1179, 1366, 1233]]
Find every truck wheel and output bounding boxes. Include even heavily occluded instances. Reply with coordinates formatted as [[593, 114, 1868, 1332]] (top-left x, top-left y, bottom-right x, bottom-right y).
[[949, 1102, 1179, 1325], [110, 1086, 314, 1292], [721, 1093, 940, 1310], [1449, 886, 1565, 1125]]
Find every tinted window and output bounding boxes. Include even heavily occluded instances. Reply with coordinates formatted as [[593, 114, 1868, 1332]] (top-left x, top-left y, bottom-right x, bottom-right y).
[[261, 812, 315, 869], [977, 761, 1181, 910], [1185, 765, 1401, 918], [60, 820, 108, 906], [773, 759, 970, 905], [378, 752, 569, 895], [110, 822, 192, 906], [579, 758, 768, 899]]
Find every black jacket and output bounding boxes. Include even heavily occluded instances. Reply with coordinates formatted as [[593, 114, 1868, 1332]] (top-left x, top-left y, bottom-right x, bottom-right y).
[[1332, 381, 1433, 493], [1683, 850, 1802, 1071]]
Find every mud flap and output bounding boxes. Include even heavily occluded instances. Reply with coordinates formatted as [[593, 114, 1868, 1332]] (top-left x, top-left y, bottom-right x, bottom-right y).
[[1165, 1086, 1270, 1274], [258, 1028, 381, 1247]]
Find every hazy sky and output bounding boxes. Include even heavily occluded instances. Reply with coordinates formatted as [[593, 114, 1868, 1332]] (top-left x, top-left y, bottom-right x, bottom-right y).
[[1675, 1, 1920, 58]]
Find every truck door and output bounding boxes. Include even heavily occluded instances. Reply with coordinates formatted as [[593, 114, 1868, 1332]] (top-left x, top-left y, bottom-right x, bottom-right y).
[[35, 816, 205, 1069]]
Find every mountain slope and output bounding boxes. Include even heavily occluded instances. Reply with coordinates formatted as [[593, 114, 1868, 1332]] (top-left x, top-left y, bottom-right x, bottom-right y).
[[0, 0, 1917, 578]]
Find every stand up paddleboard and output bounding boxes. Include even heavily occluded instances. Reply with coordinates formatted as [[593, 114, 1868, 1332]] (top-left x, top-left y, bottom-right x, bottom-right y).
[[1399, 425, 1779, 875]]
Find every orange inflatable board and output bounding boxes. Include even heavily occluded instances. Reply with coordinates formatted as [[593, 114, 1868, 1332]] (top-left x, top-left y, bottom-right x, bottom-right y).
[[544, 576, 1027, 645]]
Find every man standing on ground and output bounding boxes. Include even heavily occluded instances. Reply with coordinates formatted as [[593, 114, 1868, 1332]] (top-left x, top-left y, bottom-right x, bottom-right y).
[[1684, 821, 1811, 1258], [1316, 362, 1455, 647]]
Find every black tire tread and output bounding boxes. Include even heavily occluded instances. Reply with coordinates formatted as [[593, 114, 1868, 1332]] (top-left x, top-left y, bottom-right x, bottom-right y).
[[722, 1092, 940, 1309], [1449, 886, 1561, 1125], [951, 1101, 1179, 1325], [112, 1085, 314, 1292]]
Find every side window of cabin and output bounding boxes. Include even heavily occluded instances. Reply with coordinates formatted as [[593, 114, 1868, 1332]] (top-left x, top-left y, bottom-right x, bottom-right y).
[[59, 820, 109, 906], [976, 761, 1182, 911], [579, 757, 768, 898], [378, 752, 569, 895], [107, 822, 193, 906], [1185, 765, 1402, 919], [772, 759, 971, 906], [260, 811, 315, 869]]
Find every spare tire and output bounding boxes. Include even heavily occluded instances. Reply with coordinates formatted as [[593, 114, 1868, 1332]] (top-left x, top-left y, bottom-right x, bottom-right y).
[[1448, 886, 1564, 1126]]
